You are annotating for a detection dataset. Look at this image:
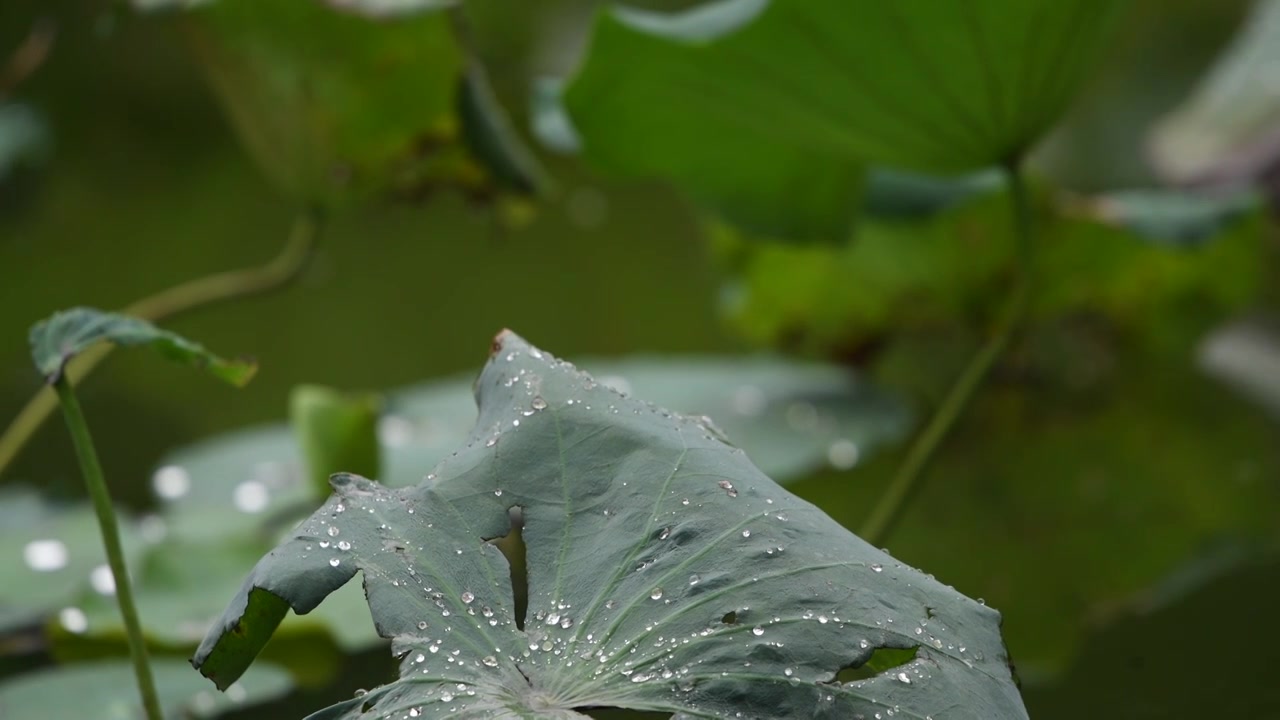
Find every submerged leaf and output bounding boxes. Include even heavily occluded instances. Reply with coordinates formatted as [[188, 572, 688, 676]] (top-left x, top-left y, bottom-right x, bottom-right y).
[[194, 333, 1026, 718], [28, 307, 256, 386]]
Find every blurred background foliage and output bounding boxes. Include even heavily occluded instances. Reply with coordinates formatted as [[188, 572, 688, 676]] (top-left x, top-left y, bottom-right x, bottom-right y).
[[1, 0, 1278, 718]]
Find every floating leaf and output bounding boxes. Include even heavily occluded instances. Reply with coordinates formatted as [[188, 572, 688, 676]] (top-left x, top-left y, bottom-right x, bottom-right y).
[[194, 332, 1026, 718], [0, 489, 143, 633], [0, 659, 290, 719], [1151, 0, 1280, 188], [28, 307, 256, 386], [1065, 188, 1261, 244], [557, 0, 1127, 240], [715, 187, 1267, 358], [0, 104, 49, 183]]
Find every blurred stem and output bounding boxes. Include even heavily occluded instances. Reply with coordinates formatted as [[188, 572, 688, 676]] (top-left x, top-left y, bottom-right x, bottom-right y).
[[860, 163, 1034, 547], [0, 209, 322, 478], [52, 376, 163, 720]]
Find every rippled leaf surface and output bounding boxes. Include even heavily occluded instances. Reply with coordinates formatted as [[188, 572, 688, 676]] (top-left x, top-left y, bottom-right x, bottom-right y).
[[558, 0, 1127, 240], [28, 307, 256, 386], [0, 659, 290, 719], [195, 333, 1026, 718]]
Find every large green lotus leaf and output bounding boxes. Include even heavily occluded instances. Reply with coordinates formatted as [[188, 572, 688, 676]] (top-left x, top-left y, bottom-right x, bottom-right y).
[[545, 0, 865, 242], [0, 658, 290, 719], [0, 490, 145, 633], [170, 0, 537, 208], [791, 325, 1280, 679], [559, 0, 1127, 240], [194, 332, 1027, 719], [51, 356, 906, 659], [1151, 0, 1280, 187], [716, 187, 1266, 358]]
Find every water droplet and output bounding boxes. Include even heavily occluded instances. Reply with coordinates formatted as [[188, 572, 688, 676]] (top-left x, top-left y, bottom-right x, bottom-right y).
[[688, 574, 701, 586], [897, 672, 912, 684], [152, 465, 191, 500], [23, 539, 68, 572], [233, 480, 270, 513], [89, 565, 115, 595], [649, 587, 663, 600], [871, 563, 883, 573], [784, 668, 794, 677], [329, 558, 341, 567], [717, 480, 738, 497], [785, 401, 819, 431], [482, 655, 498, 667], [827, 439, 861, 470], [337, 540, 351, 551], [327, 526, 340, 537], [378, 415, 414, 448], [752, 626, 764, 636], [59, 607, 88, 634], [461, 591, 475, 604], [485, 436, 498, 448], [741, 529, 751, 538], [494, 489, 503, 497], [531, 396, 547, 410], [732, 385, 766, 417], [417, 621, 428, 630]]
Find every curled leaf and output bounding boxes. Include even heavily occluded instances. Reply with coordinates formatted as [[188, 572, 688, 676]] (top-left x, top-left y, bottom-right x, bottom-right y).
[[29, 307, 256, 386]]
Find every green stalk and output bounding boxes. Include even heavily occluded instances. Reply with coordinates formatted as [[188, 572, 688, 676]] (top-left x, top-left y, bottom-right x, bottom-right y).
[[860, 163, 1035, 548], [0, 210, 321, 479], [52, 376, 163, 720]]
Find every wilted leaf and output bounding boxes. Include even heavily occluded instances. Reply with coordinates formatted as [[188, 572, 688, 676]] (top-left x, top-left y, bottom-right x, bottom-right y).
[[556, 0, 1127, 240], [169, 0, 539, 209], [28, 307, 256, 386], [194, 332, 1026, 719], [0, 658, 290, 719]]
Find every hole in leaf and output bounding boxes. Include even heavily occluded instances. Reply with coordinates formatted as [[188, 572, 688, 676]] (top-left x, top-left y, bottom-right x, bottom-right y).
[[837, 646, 919, 683], [721, 610, 739, 625], [579, 709, 669, 719], [490, 507, 527, 631]]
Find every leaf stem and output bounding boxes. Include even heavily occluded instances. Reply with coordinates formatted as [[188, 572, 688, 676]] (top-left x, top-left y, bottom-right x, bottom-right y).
[[52, 375, 163, 720], [860, 163, 1035, 547], [0, 209, 322, 478]]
